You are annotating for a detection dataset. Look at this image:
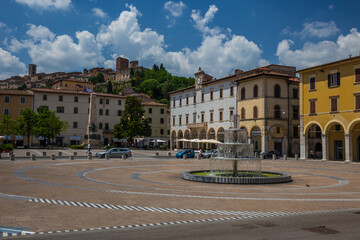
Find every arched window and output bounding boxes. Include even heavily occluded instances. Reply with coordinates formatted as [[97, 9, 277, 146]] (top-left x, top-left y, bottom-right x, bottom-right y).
[[253, 106, 258, 119], [241, 108, 245, 120], [241, 87, 246, 100], [253, 85, 258, 98], [274, 84, 281, 98], [274, 105, 281, 119]]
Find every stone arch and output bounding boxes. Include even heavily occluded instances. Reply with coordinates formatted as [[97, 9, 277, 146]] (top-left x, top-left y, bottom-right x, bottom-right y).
[[324, 120, 347, 134], [239, 126, 249, 135], [207, 128, 216, 139], [199, 129, 206, 139], [184, 129, 191, 149], [177, 130, 183, 138], [304, 121, 324, 135], [191, 130, 198, 139], [306, 123, 322, 159], [217, 127, 225, 142], [250, 126, 262, 154], [347, 118, 360, 133], [268, 124, 287, 154], [170, 130, 177, 149]]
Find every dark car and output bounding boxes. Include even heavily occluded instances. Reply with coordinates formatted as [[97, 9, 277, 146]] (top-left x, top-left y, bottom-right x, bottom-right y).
[[176, 149, 195, 158], [260, 150, 282, 159], [95, 148, 132, 159], [200, 149, 218, 158]]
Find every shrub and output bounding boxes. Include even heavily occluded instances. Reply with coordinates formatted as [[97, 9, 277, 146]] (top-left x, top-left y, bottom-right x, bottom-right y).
[[70, 145, 85, 149], [0, 143, 13, 151]]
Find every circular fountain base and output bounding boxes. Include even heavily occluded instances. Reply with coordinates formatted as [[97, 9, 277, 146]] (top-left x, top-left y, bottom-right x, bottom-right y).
[[181, 170, 292, 184]]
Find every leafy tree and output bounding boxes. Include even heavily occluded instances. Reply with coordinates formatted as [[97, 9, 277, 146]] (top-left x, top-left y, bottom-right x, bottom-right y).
[[0, 115, 17, 144], [113, 96, 151, 145], [33, 107, 68, 148], [17, 84, 27, 90], [160, 63, 165, 70], [88, 72, 105, 84], [152, 64, 159, 71], [17, 108, 37, 148], [93, 85, 103, 93], [107, 81, 113, 93], [136, 79, 162, 99]]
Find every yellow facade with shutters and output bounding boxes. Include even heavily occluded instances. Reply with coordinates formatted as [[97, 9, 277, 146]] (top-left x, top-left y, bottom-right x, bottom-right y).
[[298, 56, 360, 161]]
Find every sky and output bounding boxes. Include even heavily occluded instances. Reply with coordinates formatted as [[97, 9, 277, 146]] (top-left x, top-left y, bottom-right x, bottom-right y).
[[0, 0, 360, 80]]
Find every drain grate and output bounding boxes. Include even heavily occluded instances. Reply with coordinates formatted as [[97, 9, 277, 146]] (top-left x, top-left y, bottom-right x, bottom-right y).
[[302, 226, 339, 235]]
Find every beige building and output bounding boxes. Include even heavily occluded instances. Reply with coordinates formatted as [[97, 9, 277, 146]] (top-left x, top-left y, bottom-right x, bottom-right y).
[[116, 57, 146, 82], [51, 79, 94, 92], [0, 90, 33, 146]]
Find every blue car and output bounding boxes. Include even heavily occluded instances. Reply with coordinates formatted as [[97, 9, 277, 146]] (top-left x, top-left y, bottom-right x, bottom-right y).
[[176, 149, 195, 158]]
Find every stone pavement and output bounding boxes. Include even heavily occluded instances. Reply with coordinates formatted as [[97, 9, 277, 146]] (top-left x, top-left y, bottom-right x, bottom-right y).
[[1, 149, 360, 237]]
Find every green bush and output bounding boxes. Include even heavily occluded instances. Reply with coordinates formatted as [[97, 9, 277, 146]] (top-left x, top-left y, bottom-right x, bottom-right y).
[[0, 143, 13, 151], [70, 145, 85, 149]]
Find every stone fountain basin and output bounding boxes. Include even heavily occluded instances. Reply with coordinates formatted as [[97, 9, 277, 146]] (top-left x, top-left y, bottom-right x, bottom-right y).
[[181, 170, 292, 184]]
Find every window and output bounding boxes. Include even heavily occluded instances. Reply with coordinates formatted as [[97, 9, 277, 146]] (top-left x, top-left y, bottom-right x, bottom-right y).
[[43, 95, 47, 101], [149, 118, 152, 123], [73, 122, 78, 128], [118, 110, 123, 116], [310, 100, 316, 114], [179, 97, 182, 106], [356, 68, 360, 83], [4, 96, 9, 103], [57, 106, 64, 113], [241, 87, 245, 100], [74, 107, 78, 114], [160, 129, 164, 135], [106, 99, 109, 104], [173, 116, 175, 125], [230, 86, 234, 96], [210, 112, 214, 122], [118, 100, 122, 105], [193, 94, 196, 104], [201, 92, 204, 102], [59, 95, 63, 102], [149, 108, 152, 114], [274, 105, 281, 119], [210, 90, 214, 100], [100, 99, 103, 104], [293, 126, 299, 138], [241, 108, 245, 120], [193, 113, 196, 123], [219, 111, 223, 121], [186, 96, 189, 105], [292, 106, 299, 119], [99, 123, 103, 129], [328, 72, 340, 87], [293, 88, 299, 99], [274, 84, 281, 98], [230, 110, 233, 119], [160, 118, 164, 124], [74, 96, 78, 102], [4, 109, 9, 115], [105, 123, 109, 130], [219, 88, 223, 98], [20, 96, 25, 104], [253, 85, 258, 98], [105, 109, 109, 115], [161, 108, 164, 114], [330, 97, 338, 112], [99, 109, 103, 115], [309, 77, 316, 90], [355, 95, 360, 110], [179, 115, 182, 125], [253, 106, 258, 119], [173, 99, 176, 107], [276, 127, 281, 134], [201, 112, 204, 123], [186, 115, 189, 124]]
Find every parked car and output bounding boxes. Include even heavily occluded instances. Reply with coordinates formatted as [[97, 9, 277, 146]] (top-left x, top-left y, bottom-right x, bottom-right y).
[[200, 149, 218, 158], [176, 149, 195, 158], [95, 148, 132, 159], [260, 150, 281, 159]]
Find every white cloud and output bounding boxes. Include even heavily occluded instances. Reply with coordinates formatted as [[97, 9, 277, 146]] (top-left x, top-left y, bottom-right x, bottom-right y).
[[26, 24, 55, 41], [276, 28, 360, 69], [191, 5, 220, 35], [282, 21, 340, 38], [0, 48, 26, 79], [15, 0, 71, 10], [164, 1, 186, 17], [92, 8, 107, 18]]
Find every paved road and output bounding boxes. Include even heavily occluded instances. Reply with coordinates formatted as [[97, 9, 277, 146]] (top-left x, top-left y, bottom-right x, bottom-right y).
[[8, 211, 360, 240]]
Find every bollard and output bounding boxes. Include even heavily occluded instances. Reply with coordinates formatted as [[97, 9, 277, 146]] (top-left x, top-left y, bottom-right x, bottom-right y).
[[70, 155, 74, 160], [283, 154, 287, 161], [51, 154, 55, 160], [43, 152, 46, 156], [31, 154, 36, 161], [168, 152, 171, 156], [183, 154, 187, 160], [295, 154, 299, 161], [105, 154, 109, 160], [260, 155, 264, 160], [272, 154, 276, 160], [88, 152, 92, 160], [254, 152, 259, 158], [26, 152, 30, 157], [156, 152, 159, 157], [58, 152, 62, 156], [74, 152, 77, 156], [10, 154, 15, 161]]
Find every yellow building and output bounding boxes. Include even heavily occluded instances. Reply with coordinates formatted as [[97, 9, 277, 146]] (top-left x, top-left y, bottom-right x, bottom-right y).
[[0, 90, 33, 146], [298, 56, 360, 162]]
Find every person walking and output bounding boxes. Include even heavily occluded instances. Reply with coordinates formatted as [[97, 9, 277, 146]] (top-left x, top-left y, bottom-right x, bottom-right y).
[[86, 143, 91, 153], [310, 149, 315, 159]]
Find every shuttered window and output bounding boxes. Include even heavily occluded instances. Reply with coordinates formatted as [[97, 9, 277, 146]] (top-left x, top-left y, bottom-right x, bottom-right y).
[[356, 95, 360, 110], [328, 72, 340, 87], [253, 106, 258, 119], [331, 98, 338, 112], [310, 101, 316, 114], [356, 69, 360, 83], [309, 77, 316, 90]]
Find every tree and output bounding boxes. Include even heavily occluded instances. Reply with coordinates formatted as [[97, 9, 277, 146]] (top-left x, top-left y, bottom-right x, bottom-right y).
[[152, 64, 159, 71], [0, 115, 17, 144], [33, 107, 68, 148], [107, 81, 113, 93], [113, 96, 151, 145], [17, 108, 37, 148], [88, 72, 105, 84]]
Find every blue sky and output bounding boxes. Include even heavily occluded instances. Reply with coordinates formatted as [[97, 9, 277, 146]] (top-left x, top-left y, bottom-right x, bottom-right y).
[[0, 0, 360, 79]]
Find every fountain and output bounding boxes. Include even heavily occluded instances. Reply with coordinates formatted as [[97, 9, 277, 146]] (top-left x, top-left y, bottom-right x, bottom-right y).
[[181, 115, 292, 184]]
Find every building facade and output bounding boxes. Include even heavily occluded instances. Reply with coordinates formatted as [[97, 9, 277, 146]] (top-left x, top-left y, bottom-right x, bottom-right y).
[[298, 56, 360, 162]]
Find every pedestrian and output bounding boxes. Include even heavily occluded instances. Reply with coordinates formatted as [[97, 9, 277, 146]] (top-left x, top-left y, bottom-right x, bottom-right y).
[[310, 149, 315, 159], [199, 149, 202, 159], [87, 143, 91, 153]]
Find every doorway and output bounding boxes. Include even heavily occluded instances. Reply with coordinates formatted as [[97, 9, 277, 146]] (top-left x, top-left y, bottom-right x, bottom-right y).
[[274, 141, 282, 154], [334, 140, 343, 161]]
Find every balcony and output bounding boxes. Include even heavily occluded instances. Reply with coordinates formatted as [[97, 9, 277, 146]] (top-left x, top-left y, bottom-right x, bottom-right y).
[[186, 122, 207, 128]]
